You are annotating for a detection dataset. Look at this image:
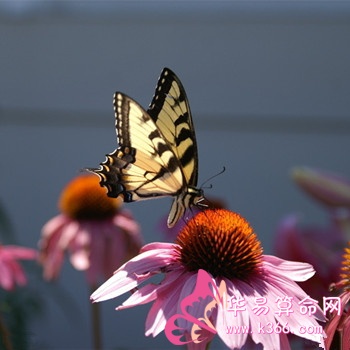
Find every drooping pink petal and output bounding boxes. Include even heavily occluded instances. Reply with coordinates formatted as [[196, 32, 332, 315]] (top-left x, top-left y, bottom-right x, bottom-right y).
[[41, 243, 65, 280], [2, 246, 37, 260], [91, 246, 178, 302], [140, 242, 177, 253], [146, 275, 190, 337], [263, 255, 316, 281], [0, 259, 15, 290], [8, 259, 27, 286], [113, 210, 142, 245], [68, 224, 90, 270], [41, 214, 70, 239], [57, 220, 81, 250], [146, 287, 179, 337], [0, 245, 36, 290], [86, 221, 111, 284], [225, 277, 282, 350], [119, 269, 184, 310], [260, 274, 326, 346], [215, 279, 250, 350]]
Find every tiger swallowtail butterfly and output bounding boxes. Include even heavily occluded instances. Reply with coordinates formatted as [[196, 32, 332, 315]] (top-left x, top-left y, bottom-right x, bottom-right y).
[[89, 68, 205, 227]]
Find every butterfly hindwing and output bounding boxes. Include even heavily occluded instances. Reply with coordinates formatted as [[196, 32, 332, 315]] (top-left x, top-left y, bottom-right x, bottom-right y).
[[95, 93, 185, 201]]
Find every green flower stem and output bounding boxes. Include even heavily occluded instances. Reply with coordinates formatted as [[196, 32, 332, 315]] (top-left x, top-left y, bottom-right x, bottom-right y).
[[0, 312, 13, 350], [90, 286, 102, 350]]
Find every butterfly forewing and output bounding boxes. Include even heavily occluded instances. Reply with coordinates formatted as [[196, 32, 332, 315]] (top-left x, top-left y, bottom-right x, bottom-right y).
[[148, 68, 198, 187]]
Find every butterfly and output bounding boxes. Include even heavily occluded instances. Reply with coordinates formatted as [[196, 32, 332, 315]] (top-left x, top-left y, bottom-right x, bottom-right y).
[[89, 68, 205, 227]]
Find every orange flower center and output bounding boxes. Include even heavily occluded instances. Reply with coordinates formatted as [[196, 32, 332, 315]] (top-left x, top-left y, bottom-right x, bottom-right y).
[[59, 174, 122, 220], [175, 209, 263, 280], [340, 242, 350, 289]]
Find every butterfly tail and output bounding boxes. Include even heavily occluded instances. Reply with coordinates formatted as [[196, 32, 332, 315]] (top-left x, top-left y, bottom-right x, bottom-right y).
[[168, 197, 186, 228]]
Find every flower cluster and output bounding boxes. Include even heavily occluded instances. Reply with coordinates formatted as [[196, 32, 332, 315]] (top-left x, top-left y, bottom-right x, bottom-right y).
[[4, 167, 345, 349]]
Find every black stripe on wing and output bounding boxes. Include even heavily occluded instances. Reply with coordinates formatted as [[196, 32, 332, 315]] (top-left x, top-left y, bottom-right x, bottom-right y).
[[147, 68, 199, 187], [91, 146, 134, 201]]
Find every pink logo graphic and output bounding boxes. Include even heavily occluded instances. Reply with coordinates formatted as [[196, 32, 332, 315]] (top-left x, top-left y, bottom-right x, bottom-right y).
[[165, 269, 227, 345]]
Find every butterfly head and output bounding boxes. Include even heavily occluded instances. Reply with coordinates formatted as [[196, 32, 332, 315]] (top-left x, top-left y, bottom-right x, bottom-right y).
[[188, 187, 206, 207]]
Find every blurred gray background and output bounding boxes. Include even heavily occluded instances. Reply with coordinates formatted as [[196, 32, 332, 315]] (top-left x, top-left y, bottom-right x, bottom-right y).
[[1, 1, 350, 349]]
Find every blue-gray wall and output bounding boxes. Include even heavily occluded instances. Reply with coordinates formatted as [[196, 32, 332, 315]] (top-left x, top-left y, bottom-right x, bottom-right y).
[[1, 2, 350, 349]]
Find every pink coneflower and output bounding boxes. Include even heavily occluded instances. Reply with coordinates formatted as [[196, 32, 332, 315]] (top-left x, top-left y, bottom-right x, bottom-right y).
[[39, 174, 143, 286], [0, 244, 37, 291], [92, 209, 326, 349], [324, 242, 350, 350]]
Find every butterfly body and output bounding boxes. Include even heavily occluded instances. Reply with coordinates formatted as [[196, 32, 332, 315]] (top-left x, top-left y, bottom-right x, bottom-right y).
[[90, 68, 204, 227]]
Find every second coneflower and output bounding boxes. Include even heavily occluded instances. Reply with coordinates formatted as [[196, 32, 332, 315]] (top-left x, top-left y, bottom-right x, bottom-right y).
[[91, 209, 326, 350], [39, 174, 143, 286]]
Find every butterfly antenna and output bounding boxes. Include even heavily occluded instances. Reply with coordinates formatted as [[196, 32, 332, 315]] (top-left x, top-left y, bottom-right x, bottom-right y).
[[200, 166, 226, 190]]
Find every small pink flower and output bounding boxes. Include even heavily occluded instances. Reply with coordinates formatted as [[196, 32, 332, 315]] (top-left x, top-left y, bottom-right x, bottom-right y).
[[39, 174, 143, 285], [92, 209, 326, 349], [0, 244, 37, 291]]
